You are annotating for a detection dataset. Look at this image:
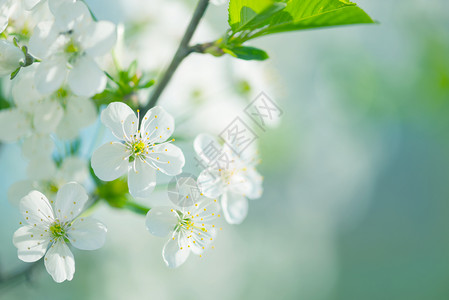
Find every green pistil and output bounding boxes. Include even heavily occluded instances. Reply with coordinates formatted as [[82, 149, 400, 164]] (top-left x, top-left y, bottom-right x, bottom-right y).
[[50, 221, 66, 239], [65, 40, 80, 54], [133, 140, 146, 156]]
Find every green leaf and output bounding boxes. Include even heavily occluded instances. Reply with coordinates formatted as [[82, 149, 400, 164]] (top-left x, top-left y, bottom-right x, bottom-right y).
[[229, 1, 288, 32], [229, 0, 280, 32], [224, 45, 269, 61], [228, 0, 375, 42]]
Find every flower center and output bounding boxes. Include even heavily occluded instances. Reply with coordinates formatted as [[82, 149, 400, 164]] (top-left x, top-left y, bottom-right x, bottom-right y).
[[49, 221, 66, 239], [132, 140, 147, 156], [64, 39, 83, 64], [65, 40, 80, 54]]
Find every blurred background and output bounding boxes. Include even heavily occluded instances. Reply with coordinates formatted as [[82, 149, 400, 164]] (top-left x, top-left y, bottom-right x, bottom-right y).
[[1, 0, 449, 299]]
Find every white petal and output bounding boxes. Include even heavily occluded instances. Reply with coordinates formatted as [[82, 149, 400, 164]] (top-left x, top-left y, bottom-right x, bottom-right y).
[[28, 21, 59, 59], [22, 134, 54, 160], [0, 109, 30, 142], [58, 156, 88, 183], [44, 240, 75, 283], [145, 206, 178, 238], [52, 0, 92, 32], [13, 225, 50, 263], [57, 96, 97, 139], [20, 190, 55, 227], [27, 156, 57, 181], [67, 217, 107, 250], [241, 167, 263, 199], [8, 180, 35, 207], [91, 142, 129, 181], [100, 102, 138, 141], [83, 21, 117, 57], [35, 57, 68, 94], [221, 192, 249, 225], [140, 106, 175, 144], [33, 99, 64, 134], [12, 65, 43, 112], [55, 182, 88, 221], [162, 233, 190, 268], [145, 143, 185, 176], [189, 226, 216, 255], [68, 55, 106, 97], [187, 197, 221, 224], [197, 169, 225, 198], [193, 133, 223, 165], [23, 0, 41, 10], [0, 40, 25, 76], [128, 158, 156, 199]]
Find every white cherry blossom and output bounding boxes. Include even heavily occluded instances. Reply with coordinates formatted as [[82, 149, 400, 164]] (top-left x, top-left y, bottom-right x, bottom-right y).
[[194, 134, 263, 224], [145, 196, 220, 268], [0, 0, 12, 33], [28, 0, 117, 96], [0, 40, 25, 77], [91, 102, 185, 199], [8, 156, 89, 206], [13, 182, 107, 283]]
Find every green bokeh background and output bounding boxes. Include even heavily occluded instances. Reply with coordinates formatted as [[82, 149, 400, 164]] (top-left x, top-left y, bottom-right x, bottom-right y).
[[1, 0, 449, 299]]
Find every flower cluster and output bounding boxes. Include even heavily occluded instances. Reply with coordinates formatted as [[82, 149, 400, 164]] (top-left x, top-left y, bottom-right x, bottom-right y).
[[0, 0, 267, 283]]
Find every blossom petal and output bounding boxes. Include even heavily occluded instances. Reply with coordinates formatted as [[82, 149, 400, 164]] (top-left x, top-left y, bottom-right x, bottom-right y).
[[91, 142, 129, 181], [193, 133, 223, 165], [83, 21, 117, 57], [221, 191, 249, 225], [57, 96, 97, 139], [13, 225, 50, 263], [189, 226, 216, 255], [12, 65, 42, 112], [33, 99, 64, 134], [67, 217, 107, 250], [22, 134, 54, 160], [100, 102, 138, 141], [0, 109, 30, 142], [241, 167, 263, 199], [188, 197, 221, 224], [55, 182, 88, 221], [27, 156, 57, 181], [197, 169, 225, 198], [35, 57, 68, 94], [68, 55, 107, 97], [20, 190, 55, 227], [162, 232, 190, 268], [52, 0, 92, 32], [140, 106, 175, 144], [128, 158, 156, 199], [58, 156, 88, 183], [44, 240, 75, 283], [145, 206, 178, 238], [146, 143, 185, 176]]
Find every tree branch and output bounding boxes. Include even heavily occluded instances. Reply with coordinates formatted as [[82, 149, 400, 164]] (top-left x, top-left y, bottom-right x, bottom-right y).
[[141, 0, 210, 115]]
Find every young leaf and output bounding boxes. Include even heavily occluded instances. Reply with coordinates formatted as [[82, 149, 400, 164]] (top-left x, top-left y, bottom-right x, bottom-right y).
[[224, 45, 269, 61], [228, 0, 375, 42]]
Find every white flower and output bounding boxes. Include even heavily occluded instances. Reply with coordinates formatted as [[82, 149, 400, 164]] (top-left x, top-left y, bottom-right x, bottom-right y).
[[29, 0, 117, 96], [13, 182, 107, 283], [194, 134, 263, 224], [9, 156, 89, 206], [145, 196, 220, 268], [0, 0, 12, 33], [91, 102, 185, 199], [0, 40, 25, 77], [0, 65, 97, 144]]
